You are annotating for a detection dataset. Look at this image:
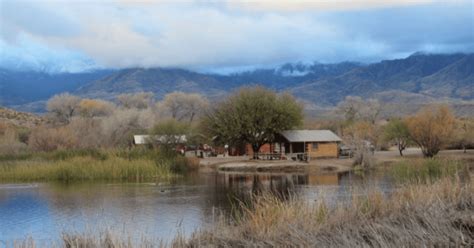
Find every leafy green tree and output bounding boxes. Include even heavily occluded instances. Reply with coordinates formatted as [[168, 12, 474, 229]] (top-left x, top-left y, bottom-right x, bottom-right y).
[[384, 118, 411, 156], [203, 86, 303, 159], [152, 119, 189, 157]]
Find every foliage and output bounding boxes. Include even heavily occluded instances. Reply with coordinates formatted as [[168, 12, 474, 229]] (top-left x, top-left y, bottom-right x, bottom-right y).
[[383, 118, 411, 156], [78, 98, 115, 118], [203, 86, 303, 158], [46, 93, 81, 124], [28, 126, 78, 152], [406, 105, 455, 157], [152, 119, 190, 157], [0, 124, 28, 155], [450, 118, 474, 152]]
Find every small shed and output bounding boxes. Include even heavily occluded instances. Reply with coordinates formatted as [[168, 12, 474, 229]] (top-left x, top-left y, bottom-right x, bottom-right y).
[[278, 130, 342, 160]]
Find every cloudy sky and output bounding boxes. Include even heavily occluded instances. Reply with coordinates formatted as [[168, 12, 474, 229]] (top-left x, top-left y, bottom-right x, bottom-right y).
[[0, 0, 473, 73]]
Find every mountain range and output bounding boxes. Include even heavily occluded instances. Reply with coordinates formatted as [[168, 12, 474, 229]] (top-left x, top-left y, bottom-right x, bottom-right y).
[[1, 53, 473, 116]]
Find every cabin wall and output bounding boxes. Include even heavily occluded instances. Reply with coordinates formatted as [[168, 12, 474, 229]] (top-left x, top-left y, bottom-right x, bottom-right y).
[[306, 142, 338, 158], [246, 143, 272, 156]]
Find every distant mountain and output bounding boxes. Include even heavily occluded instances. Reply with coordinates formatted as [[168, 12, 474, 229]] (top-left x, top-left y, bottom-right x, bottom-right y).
[[0, 69, 113, 106], [291, 53, 474, 105], [0, 53, 472, 116]]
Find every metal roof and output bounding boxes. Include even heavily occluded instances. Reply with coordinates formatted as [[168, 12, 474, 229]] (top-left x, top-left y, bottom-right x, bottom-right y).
[[133, 135, 187, 144], [280, 130, 342, 143]]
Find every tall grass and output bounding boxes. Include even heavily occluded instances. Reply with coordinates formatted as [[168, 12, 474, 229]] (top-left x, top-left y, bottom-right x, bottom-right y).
[[0, 156, 174, 182], [390, 158, 468, 183], [0, 147, 202, 181]]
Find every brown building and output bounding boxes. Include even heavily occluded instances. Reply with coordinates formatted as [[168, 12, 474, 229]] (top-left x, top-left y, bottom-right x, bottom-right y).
[[246, 130, 342, 160]]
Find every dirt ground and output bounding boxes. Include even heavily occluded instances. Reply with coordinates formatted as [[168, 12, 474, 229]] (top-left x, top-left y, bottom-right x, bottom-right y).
[[199, 149, 474, 173]]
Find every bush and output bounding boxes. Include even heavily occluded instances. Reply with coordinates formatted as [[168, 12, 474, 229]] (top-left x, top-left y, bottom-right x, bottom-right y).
[[0, 125, 29, 155], [28, 126, 78, 152]]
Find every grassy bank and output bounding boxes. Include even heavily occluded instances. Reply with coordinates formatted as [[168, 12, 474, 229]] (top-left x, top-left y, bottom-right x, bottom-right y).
[[0, 148, 199, 181]]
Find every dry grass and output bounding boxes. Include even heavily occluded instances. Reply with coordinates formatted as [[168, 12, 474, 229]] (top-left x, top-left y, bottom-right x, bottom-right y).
[[188, 177, 473, 247]]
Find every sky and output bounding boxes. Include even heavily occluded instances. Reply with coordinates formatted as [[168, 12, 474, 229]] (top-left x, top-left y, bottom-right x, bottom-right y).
[[0, 0, 473, 73]]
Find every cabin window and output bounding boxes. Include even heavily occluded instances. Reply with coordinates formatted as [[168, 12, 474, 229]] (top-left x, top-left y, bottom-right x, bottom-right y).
[[312, 143, 318, 150]]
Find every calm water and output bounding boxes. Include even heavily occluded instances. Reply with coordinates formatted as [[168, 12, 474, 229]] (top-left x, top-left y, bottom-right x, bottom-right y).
[[0, 170, 395, 244]]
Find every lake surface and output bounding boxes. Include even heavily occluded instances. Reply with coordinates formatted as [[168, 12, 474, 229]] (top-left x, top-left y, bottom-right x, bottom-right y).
[[0, 170, 395, 244]]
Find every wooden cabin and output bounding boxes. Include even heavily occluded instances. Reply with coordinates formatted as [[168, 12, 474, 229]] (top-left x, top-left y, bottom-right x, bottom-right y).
[[246, 130, 342, 160]]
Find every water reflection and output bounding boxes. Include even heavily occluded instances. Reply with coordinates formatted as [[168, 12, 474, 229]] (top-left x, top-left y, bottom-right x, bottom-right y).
[[0, 170, 395, 243]]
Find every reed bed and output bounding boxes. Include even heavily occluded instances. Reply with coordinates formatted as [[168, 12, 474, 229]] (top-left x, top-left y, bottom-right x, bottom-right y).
[[0, 147, 205, 181], [390, 157, 469, 183], [0, 154, 174, 182]]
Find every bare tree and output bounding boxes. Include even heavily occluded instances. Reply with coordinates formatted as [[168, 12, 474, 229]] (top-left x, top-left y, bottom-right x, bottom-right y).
[[117, 92, 154, 109], [101, 109, 147, 147], [336, 96, 364, 123], [336, 96, 381, 124], [46, 93, 81, 124], [162, 92, 209, 122], [361, 99, 381, 124]]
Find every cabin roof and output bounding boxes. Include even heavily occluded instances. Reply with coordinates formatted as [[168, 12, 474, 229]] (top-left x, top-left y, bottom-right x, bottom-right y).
[[280, 130, 341, 143], [133, 134, 187, 144]]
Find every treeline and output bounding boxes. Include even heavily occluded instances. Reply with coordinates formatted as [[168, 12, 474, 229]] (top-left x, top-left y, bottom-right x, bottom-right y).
[[0, 88, 472, 161], [0, 91, 209, 154], [308, 96, 474, 163]]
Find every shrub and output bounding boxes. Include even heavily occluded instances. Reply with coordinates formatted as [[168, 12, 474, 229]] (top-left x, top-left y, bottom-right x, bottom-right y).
[[0, 125, 29, 155], [406, 105, 455, 157], [28, 126, 78, 152]]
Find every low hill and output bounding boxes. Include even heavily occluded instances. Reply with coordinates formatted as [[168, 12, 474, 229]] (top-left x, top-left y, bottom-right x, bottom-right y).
[[0, 107, 44, 127]]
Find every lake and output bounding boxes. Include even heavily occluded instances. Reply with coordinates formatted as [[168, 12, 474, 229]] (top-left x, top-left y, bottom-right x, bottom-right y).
[[0, 170, 395, 244]]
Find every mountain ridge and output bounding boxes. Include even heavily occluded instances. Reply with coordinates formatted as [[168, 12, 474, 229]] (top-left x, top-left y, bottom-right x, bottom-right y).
[[1, 53, 472, 116]]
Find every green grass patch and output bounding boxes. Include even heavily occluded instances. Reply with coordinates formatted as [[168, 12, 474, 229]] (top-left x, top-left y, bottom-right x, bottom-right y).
[[0, 156, 174, 182], [390, 158, 466, 183], [0, 147, 202, 182]]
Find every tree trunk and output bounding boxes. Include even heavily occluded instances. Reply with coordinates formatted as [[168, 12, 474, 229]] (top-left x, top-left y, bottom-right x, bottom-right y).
[[252, 144, 261, 160], [189, 112, 195, 123]]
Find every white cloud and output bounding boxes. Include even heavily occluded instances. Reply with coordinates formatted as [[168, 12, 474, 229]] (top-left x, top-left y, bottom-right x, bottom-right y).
[[0, 0, 472, 72], [226, 0, 435, 12]]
